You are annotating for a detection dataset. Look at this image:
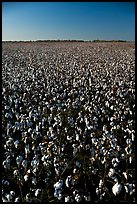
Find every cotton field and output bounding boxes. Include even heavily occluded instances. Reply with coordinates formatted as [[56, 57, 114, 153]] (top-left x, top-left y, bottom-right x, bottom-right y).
[[2, 41, 135, 202]]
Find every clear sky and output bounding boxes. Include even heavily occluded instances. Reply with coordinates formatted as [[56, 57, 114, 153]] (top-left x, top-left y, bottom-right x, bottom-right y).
[[2, 2, 135, 41]]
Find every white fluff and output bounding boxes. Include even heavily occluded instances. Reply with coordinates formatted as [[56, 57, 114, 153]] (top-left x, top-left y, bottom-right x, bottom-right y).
[[112, 182, 122, 196], [108, 168, 115, 178]]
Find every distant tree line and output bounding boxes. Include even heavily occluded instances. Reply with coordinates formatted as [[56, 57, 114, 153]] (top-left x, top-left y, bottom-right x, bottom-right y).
[[35, 40, 85, 42], [2, 39, 128, 43], [92, 40, 127, 42]]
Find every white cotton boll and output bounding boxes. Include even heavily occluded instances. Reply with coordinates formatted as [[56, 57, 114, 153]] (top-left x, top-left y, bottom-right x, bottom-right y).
[[14, 197, 20, 202], [10, 191, 15, 196], [124, 185, 129, 193], [105, 101, 109, 107], [58, 193, 62, 200], [54, 180, 63, 190], [76, 134, 79, 141], [13, 169, 19, 177], [75, 194, 81, 202], [65, 196, 70, 202], [6, 193, 13, 201], [24, 174, 29, 182], [73, 168, 77, 174], [110, 105, 114, 110], [96, 187, 100, 196], [122, 172, 128, 180], [112, 157, 119, 167], [129, 156, 132, 164], [25, 193, 30, 201], [121, 153, 126, 159], [108, 168, 115, 178], [35, 189, 41, 197], [99, 179, 103, 188], [6, 137, 14, 147], [125, 146, 132, 154], [110, 117, 113, 121], [54, 190, 58, 198], [65, 177, 70, 188], [110, 121, 114, 126], [28, 128, 32, 133], [112, 182, 122, 196], [132, 133, 135, 141], [2, 196, 8, 202], [67, 135, 72, 141]]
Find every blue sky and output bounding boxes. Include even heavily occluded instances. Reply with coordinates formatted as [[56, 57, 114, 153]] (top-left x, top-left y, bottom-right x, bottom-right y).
[[2, 2, 135, 41]]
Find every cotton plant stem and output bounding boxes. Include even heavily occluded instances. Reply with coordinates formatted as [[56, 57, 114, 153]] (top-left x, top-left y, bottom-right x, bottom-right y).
[[18, 178, 24, 202]]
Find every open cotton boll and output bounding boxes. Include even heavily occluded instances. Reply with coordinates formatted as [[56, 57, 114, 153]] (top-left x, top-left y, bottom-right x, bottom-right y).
[[122, 172, 128, 180], [99, 179, 103, 188], [35, 189, 41, 197], [14, 196, 20, 202], [75, 194, 81, 202], [13, 169, 19, 177], [108, 168, 115, 178], [65, 196, 70, 202], [6, 193, 13, 201], [112, 182, 122, 196], [24, 174, 29, 182]]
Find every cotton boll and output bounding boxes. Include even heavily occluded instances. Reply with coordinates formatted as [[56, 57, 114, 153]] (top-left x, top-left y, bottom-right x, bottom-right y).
[[112, 182, 122, 196], [96, 187, 100, 196], [24, 174, 29, 182], [99, 179, 103, 188], [129, 156, 132, 164], [75, 194, 81, 202], [112, 157, 120, 167], [13, 169, 19, 177], [108, 168, 115, 178], [110, 105, 114, 110], [35, 189, 41, 197], [14, 197, 20, 202], [6, 193, 13, 201], [76, 134, 79, 141], [65, 196, 70, 202], [131, 133, 135, 141], [122, 172, 128, 180]]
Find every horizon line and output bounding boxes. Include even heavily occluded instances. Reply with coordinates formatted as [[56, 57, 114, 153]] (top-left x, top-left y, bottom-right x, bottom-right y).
[[2, 39, 134, 42]]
